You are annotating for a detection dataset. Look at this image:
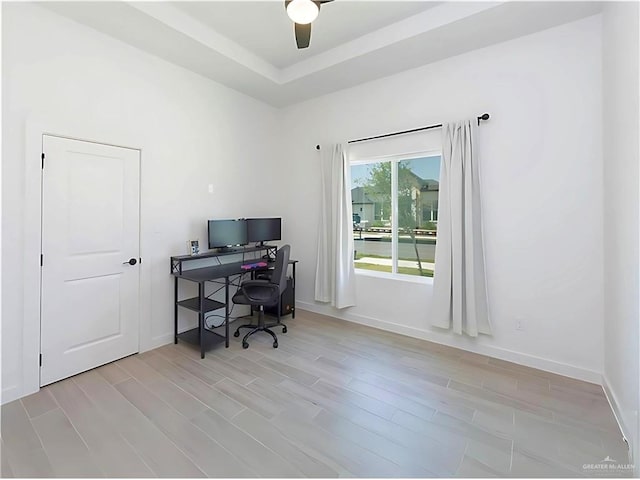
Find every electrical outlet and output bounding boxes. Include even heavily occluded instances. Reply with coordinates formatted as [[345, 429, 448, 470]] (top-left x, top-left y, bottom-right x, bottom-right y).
[[515, 317, 526, 331], [208, 184, 214, 194]]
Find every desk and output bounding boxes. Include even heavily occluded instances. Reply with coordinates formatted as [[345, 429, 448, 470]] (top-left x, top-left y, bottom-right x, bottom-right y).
[[171, 250, 296, 358]]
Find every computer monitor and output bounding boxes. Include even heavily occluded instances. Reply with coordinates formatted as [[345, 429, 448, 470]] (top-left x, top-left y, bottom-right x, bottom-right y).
[[207, 219, 248, 250], [247, 217, 281, 245]]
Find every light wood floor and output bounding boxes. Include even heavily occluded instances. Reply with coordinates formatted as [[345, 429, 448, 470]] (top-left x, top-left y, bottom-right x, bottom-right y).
[[1, 310, 631, 478]]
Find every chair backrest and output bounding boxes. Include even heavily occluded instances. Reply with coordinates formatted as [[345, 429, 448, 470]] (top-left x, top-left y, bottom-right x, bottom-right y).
[[270, 245, 290, 295]]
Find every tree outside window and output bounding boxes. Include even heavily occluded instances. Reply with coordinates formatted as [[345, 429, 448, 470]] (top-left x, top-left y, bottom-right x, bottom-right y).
[[351, 154, 440, 278]]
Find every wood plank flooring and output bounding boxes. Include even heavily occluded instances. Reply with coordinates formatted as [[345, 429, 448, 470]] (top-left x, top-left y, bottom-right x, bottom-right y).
[[1, 310, 631, 477]]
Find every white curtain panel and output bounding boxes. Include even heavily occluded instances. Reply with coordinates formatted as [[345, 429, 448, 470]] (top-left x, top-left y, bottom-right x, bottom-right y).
[[431, 120, 492, 336], [314, 144, 357, 308]]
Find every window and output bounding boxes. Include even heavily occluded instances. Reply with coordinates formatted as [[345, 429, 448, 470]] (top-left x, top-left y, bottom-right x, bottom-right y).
[[351, 152, 441, 278]]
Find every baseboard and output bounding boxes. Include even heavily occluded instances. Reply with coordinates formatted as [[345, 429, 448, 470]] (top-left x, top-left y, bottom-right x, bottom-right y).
[[2, 385, 21, 405], [297, 301, 603, 384], [602, 375, 635, 467], [145, 333, 175, 352]]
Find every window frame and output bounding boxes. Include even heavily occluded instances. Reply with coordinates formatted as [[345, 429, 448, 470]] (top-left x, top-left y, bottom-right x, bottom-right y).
[[350, 148, 442, 283]]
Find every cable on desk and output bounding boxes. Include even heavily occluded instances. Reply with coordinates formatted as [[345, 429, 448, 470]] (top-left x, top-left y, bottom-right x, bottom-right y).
[[205, 307, 240, 328], [204, 280, 246, 329], [204, 269, 250, 329]]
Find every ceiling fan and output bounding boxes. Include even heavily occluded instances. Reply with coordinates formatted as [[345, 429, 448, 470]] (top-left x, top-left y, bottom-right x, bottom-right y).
[[285, 0, 334, 49]]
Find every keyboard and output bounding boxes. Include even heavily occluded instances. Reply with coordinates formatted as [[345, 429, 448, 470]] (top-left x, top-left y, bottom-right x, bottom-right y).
[[240, 261, 268, 270]]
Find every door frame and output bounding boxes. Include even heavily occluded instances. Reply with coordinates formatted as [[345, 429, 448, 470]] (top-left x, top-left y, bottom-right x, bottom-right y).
[[22, 117, 148, 399]]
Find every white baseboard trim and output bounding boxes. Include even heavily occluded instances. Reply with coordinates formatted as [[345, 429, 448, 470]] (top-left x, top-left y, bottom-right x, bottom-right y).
[[2, 385, 21, 405], [146, 333, 174, 352], [297, 301, 603, 384], [601, 375, 635, 467]]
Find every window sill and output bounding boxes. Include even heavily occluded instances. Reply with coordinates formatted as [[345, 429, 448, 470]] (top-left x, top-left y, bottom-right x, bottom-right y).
[[355, 268, 434, 285]]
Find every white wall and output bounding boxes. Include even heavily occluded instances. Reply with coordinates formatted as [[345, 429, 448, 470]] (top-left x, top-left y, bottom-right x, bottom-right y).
[[280, 15, 604, 382], [602, 1, 640, 466], [1, 3, 282, 402]]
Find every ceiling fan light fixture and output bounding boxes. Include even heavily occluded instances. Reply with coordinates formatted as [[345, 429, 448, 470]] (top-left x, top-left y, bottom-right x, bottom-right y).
[[286, 0, 319, 25]]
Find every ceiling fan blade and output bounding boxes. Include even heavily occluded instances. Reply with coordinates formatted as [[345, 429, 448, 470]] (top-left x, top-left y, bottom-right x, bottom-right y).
[[294, 22, 312, 49], [314, 0, 332, 10]]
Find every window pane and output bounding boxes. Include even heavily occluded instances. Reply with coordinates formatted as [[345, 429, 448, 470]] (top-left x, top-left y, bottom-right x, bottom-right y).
[[351, 162, 392, 273], [396, 156, 440, 277]]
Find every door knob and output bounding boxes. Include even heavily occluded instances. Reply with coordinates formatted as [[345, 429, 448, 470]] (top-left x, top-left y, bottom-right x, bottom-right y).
[[123, 258, 137, 266]]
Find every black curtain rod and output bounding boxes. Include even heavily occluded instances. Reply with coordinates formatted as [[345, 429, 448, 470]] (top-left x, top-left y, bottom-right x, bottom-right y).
[[346, 112, 490, 145]]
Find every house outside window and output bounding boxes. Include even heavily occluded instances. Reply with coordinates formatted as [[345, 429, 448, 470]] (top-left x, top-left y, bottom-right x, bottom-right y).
[[351, 152, 441, 278]]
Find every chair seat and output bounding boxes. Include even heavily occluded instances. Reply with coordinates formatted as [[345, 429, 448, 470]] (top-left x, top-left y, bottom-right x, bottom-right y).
[[232, 279, 279, 306], [232, 290, 278, 306]]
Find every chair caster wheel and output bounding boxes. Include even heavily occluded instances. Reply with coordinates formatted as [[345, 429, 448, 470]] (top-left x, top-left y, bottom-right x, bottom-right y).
[[233, 331, 240, 337], [282, 326, 287, 334], [273, 342, 278, 348], [242, 342, 249, 349]]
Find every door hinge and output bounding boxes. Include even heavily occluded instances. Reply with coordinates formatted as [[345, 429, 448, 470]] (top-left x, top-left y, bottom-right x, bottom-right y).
[[39, 354, 42, 367], [41, 153, 45, 169], [40, 254, 43, 266]]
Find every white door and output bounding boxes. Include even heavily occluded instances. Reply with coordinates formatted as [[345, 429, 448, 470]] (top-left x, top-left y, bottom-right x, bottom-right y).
[[40, 135, 140, 386]]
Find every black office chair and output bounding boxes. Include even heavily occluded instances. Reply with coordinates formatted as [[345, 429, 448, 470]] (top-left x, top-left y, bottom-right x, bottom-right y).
[[232, 245, 290, 349]]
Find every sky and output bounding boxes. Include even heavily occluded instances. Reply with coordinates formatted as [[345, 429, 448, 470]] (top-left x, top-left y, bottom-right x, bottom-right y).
[[351, 155, 441, 188]]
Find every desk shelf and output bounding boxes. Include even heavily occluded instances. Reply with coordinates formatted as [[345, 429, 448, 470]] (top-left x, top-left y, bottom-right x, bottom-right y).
[[171, 245, 277, 274], [177, 297, 225, 313], [177, 327, 226, 349]]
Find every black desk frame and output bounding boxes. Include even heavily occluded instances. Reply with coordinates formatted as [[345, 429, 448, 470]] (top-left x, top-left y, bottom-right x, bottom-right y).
[[171, 246, 295, 358], [171, 245, 277, 275]]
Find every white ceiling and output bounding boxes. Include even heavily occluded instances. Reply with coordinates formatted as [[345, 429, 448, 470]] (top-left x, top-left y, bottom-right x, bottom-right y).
[[170, 1, 439, 68], [43, 1, 603, 107]]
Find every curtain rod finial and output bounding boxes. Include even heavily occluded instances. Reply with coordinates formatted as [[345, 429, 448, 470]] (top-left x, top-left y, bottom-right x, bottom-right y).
[[477, 113, 490, 125]]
